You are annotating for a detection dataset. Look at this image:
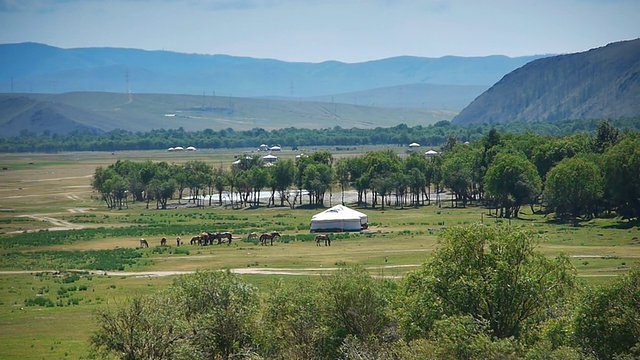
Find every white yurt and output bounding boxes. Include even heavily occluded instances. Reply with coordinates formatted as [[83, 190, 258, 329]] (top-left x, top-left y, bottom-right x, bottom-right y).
[[186, 146, 197, 151], [263, 154, 278, 163], [409, 142, 421, 148], [310, 205, 368, 232], [424, 149, 439, 157]]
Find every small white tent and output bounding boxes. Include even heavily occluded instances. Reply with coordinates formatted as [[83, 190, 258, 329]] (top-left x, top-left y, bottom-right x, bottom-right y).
[[310, 205, 368, 232]]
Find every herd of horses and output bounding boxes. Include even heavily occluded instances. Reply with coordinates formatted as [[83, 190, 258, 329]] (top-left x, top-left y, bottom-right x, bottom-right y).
[[139, 232, 332, 248]]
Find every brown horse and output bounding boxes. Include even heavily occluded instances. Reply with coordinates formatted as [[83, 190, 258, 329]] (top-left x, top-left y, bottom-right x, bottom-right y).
[[160, 237, 167, 246], [176, 237, 181, 246], [190, 235, 201, 245], [139, 238, 149, 248], [315, 234, 331, 246], [260, 231, 281, 246], [247, 232, 258, 241]]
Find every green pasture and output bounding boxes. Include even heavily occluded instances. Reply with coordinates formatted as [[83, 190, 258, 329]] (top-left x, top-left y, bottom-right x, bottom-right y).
[[0, 150, 639, 359]]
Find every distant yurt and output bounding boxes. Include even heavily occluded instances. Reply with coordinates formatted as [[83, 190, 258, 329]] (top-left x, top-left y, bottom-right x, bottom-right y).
[[174, 146, 185, 151], [259, 144, 269, 151], [270, 145, 282, 151], [167, 147, 176, 152], [424, 149, 439, 158], [263, 154, 278, 163], [409, 142, 421, 148], [310, 205, 368, 232], [186, 146, 197, 151]]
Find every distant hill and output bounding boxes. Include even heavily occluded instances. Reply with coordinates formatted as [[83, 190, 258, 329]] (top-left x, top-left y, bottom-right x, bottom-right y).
[[452, 39, 640, 125], [0, 92, 457, 136], [301, 83, 488, 110], [0, 43, 544, 101]]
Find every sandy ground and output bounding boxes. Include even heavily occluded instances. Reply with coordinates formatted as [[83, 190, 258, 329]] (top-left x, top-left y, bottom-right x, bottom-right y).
[[0, 264, 419, 279]]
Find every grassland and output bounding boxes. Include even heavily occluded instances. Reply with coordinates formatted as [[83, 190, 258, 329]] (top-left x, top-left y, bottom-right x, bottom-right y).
[[0, 148, 639, 359]]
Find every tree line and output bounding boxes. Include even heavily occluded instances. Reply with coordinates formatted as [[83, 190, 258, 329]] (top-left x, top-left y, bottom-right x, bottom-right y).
[[92, 121, 640, 222], [91, 225, 640, 359], [2, 117, 640, 153]]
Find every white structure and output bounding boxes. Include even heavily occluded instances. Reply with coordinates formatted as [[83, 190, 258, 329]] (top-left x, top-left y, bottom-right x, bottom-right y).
[[186, 146, 197, 151], [424, 149, 439, 158], [263, 154, 278, 163], [310, 205, 368, 232], [174, 146, 185, 151], [270, 145, 282, 151], [167, 147, 176, 152], [409, 142, 421, 148], [259, 144, 269, 151]]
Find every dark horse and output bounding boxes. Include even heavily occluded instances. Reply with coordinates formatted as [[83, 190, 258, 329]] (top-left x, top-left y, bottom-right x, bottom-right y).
[[315, 234, 331, 246], [139, 238, 149, 248], [214, 232, 233, 245], [160, 237, 167, 246], [260, 231, 281, 246]]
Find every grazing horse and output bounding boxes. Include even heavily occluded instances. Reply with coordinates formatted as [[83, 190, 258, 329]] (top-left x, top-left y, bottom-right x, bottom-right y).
[[190, 235, 201, 245], [315, 234, 331, 246], [260, 231, 281, 246], [176, 237, 181, 246], [160, 237, 167, 246], [247, 232, 258, 241], [139, 238, 149, 248], [215, 232, 233, 245]]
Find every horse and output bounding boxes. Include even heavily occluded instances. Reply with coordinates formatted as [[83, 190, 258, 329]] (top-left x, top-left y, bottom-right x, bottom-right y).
[[160, 237, 167, 246], [190, 235, 201, 245], [214, 232, 232, 245], [139, 238, 149, 248], [247, 232, 258, 241], [315, 234, 331, 246], [260, 231, 281, 246], [176, 237, 181, 246]]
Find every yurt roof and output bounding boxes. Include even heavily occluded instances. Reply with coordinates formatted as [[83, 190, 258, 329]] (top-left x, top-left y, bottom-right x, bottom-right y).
[[311, 205, 367, 221]]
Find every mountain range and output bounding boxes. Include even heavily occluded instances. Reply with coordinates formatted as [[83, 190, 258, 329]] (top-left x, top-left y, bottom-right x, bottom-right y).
[[0, 42, 543, 101], [452, 38, 640, 125], [1, 39, 638, 137]]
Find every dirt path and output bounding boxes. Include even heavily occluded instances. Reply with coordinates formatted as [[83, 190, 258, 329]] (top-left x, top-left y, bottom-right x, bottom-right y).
[[14, 213, 87, 232], [0, 264, 420, 278]]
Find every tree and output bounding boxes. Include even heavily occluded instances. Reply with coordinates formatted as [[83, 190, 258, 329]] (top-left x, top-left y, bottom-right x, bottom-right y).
[[575, 266, 640, 359], [172, 270, 259, 360], [602, 133, 640, 220], [484, 152, 542, 218], [544, 156, 603, 221], [91, 293, 188, 360], [403, 224, 576, 339]]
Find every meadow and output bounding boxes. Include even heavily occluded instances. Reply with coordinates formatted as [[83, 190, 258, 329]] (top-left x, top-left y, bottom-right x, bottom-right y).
[[0, 148, 638, 359]]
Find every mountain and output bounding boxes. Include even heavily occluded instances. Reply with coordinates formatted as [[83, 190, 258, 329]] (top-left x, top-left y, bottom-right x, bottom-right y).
[[0, 43, 545, 101], [0, 92, 457, 137], [452, 39, 640, 125]]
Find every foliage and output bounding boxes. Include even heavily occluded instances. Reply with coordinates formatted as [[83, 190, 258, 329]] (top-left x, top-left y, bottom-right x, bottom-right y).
[[3, 117, 640, 153], [601, 133, 640, 220], [403, 224, 576, 339], [91, 292, 190, 360], [574, 266, 640, 359], [484, 152, 542, 218], [544, 156, 603, 220]]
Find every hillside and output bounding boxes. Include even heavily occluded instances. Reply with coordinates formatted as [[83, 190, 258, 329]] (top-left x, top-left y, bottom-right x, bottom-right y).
[[452, 39, 640, 125], [0, 92, 457, 136], [0, 43, 544, 100]]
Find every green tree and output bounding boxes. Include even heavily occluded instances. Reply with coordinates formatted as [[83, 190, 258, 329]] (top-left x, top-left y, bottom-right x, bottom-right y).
[[172, 270, 259, 360], [544, 156, 603, 221], [403, 224, 576, 339], [91, 293, 188, 360], [574, 266, 640, 359], [484, 152, 542, 218], [602, 133, 640, 220]]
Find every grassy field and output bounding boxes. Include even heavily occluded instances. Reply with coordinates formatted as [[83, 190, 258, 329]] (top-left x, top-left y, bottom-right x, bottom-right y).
[[0, 149, 639, 359]]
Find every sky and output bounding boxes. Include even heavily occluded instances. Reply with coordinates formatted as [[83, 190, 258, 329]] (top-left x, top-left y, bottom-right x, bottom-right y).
[[1, 0, 638, 63]]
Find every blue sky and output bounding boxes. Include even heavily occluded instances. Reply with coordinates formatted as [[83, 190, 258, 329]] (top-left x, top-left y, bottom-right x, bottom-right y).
[[1, 0, 638, 63]]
